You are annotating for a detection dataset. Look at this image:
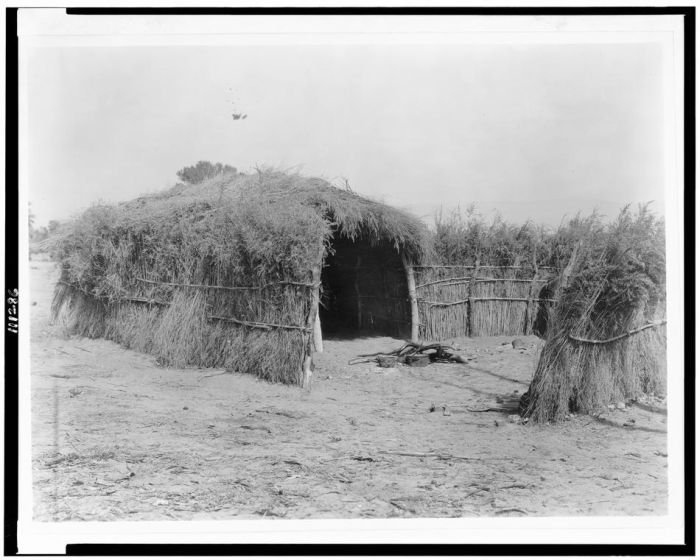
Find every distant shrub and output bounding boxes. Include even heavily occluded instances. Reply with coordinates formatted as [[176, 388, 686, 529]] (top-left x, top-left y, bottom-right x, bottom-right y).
[[176, 161, 237, 185]]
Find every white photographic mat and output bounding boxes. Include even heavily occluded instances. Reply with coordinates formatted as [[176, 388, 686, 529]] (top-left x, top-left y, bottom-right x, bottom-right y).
[[17, 8, 686, 553]]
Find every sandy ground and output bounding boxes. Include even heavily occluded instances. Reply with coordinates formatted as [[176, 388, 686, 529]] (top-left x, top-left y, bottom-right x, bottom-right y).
[[29, 259, 668, 521]]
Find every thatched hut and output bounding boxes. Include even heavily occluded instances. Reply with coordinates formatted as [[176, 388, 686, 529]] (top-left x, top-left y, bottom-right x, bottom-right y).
[[50, 170, 430, 386]]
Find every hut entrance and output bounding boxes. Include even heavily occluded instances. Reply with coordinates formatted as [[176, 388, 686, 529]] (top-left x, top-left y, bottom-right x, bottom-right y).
[[320, 237, 411, 338]]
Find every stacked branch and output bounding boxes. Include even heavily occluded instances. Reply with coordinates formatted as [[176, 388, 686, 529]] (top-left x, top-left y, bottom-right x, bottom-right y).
[[350, 341, 468, 366]]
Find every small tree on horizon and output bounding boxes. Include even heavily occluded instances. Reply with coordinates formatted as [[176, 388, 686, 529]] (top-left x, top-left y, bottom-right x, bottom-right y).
[[176, 161, 237, 185]]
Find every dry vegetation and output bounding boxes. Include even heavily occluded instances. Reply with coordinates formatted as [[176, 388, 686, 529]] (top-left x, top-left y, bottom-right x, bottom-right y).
[[523, 206, 666, 422]]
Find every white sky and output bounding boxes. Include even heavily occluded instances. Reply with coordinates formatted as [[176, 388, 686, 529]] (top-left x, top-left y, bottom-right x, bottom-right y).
[[25, 40, 665, 228]]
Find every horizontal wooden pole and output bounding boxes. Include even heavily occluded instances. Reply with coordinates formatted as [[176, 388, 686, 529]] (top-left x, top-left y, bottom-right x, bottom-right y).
[[418, 296, 558, 307], [472, 297, 558, 303], [411, 264, 560, 270], [137, 277, 316, 291], [473, 277, 550, 284], [121, 296, 170, 306], [58, 280, 170, 306], [209, 314, 311, 332], [568, 320, 667, 345], [416, 280, 473, 290], [420, 298, 470, 307], [415, 276, 473, 289], [57, 280, 94, 296], [416, 277, 551, 289]]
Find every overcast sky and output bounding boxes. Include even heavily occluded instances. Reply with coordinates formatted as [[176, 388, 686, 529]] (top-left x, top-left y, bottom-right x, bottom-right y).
[[24, 41, 665, 228]]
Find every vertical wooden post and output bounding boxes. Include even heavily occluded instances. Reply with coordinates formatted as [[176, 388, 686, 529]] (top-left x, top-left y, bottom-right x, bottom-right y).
[[467, 257, 480, 337], [313, 312, 323, 353], [303, 245, 324, 389], [402, 254, 419, 343], [523, 259, 539, 335]]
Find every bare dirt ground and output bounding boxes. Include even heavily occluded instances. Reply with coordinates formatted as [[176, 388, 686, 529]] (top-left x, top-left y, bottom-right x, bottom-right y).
[[30, 259, 668, 521]]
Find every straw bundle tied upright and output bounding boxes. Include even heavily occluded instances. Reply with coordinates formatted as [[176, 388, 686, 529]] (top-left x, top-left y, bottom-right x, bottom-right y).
[[523, 205, 666, 422]]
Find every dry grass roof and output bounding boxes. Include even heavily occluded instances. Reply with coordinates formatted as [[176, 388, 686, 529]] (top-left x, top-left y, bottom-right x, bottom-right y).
[[121, 169, 430, 262]]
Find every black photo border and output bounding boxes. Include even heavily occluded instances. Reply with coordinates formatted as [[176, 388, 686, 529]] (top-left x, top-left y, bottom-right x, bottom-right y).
[[4, 5, 695, 556]]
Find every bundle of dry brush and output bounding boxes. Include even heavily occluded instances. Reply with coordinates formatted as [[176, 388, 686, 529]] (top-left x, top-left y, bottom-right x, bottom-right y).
[[522, 205, 666, 422]]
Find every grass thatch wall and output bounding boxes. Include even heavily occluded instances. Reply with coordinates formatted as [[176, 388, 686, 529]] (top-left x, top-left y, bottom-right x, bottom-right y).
[[49, 169, 429, 384], [522, 206, 667, 422], [412, 265, 559, 340]]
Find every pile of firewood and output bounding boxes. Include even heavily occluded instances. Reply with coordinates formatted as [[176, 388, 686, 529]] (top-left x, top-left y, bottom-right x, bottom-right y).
[[349, 342, 468, 367]]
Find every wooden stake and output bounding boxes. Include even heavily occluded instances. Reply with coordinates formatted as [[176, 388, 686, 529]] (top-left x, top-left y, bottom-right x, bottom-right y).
[[303, 245, 324, 389], [523, 257, 539, 335], [467, 258, 480, 337], [402, 255, 419, 343], [313, 311, 323, 353], [302, 354, 313, 389]]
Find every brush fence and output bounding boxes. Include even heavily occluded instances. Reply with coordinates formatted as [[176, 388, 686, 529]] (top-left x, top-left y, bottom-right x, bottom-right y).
[[410, 265, 559, 340]]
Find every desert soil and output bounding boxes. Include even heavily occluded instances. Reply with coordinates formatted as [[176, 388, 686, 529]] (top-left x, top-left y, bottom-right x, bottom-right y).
[[29, 259, 668, 521]]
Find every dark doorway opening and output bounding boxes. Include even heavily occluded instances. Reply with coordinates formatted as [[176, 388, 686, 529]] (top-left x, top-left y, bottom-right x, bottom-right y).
[[320, 236, 411, 339]]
